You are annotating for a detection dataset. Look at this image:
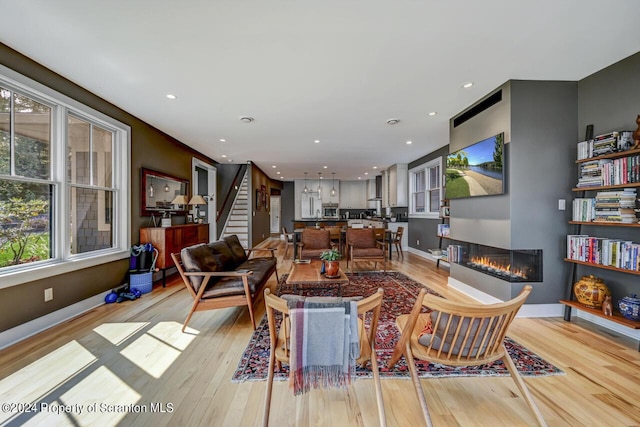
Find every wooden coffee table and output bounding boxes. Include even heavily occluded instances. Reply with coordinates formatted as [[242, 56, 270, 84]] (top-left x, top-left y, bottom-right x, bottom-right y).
[[286, 260, 349, 296]]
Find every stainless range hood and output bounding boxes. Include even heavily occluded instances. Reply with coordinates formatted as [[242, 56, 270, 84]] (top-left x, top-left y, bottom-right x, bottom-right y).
[[367, 175, 382, 201]]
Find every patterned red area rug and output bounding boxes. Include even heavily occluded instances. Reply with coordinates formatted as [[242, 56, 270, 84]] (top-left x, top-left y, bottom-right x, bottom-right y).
[[232, 271, 563, 382]]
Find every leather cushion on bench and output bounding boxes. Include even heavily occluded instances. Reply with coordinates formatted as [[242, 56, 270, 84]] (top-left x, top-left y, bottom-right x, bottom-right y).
[[200, 257, 276, 299], [224, 235, 248, 265], [181, 241, 235, 291]]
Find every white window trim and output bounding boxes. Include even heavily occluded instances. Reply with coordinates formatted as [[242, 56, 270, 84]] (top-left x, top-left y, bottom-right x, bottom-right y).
[[0, 64, 130, 290], [409, 157, 442, 219]]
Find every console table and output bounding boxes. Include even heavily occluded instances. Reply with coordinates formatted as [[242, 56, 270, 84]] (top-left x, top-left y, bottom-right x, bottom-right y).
[[140, 223, 209, 285]]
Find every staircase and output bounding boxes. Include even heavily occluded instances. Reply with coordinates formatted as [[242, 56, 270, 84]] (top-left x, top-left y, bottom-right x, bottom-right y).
[[220, 172, 249, 247]]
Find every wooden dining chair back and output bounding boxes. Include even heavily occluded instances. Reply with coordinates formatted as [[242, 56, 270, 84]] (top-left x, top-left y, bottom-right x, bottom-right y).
[[346, 228, 387, 272], [262, 288, 386, 426], [392, 226, 404, 259], [281, 227, 294, 259], [298, 228, 332, 259], [327, 226, 342, 253], [388, 285, 546, 426]]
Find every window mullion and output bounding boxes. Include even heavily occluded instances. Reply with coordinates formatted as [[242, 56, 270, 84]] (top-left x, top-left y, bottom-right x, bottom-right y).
[[9, 90, 15, 176]]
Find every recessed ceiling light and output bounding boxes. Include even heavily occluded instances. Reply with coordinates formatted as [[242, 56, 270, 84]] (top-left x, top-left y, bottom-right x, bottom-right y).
[[462, 82, 474, 88], [276, 171, 281, 175], [166, 94, 177, 99], [220, 138, 226, 142], [428, 112, 437, 116], [221, 154, 227, 158], [358, 177, 362, 180], [240, 116, 254, 123], [314, 140, 320, 144], [323, 165, 328, 169], [272, 165, 276, 168], [386, 118, 400, 125], [364, 172, 369, 175], [228, 159, 232, 162], [406, 140, 412, 145], [373, 166, 378, 169]]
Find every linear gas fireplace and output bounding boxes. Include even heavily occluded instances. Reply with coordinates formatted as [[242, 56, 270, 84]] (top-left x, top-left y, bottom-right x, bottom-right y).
[[449, 242, 542, 283]]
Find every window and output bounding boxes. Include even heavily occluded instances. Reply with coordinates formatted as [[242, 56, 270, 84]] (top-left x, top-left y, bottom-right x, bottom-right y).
[[0, 65, 130, 288], [409, 157, 442, 218]]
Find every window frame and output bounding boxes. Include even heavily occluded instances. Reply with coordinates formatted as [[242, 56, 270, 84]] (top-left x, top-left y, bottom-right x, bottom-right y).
[[0, 64, 130, 289], [409, 157, 442, 219]]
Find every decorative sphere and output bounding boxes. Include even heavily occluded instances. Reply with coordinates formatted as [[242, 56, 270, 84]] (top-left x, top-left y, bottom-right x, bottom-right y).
[[573, 275, 610, 308]]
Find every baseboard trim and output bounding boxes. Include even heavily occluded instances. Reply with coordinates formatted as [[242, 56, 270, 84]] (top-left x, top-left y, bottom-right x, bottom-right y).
[[0, 291, 110, 350], [569, 306, 640, 341]]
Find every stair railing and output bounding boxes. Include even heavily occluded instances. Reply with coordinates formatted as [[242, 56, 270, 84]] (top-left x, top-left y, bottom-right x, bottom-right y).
[[216, 165, 247, 223]]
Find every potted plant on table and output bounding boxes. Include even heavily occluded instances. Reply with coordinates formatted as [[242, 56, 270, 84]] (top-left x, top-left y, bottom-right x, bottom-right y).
[[320, 249, 342, 278]]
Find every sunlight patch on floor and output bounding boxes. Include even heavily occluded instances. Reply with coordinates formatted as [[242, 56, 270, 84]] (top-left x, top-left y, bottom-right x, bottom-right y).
[[0, 340, 96, 425], [120, 323, 187, 378], [147, 321, 198, 351], [93, 322, 149, 346]]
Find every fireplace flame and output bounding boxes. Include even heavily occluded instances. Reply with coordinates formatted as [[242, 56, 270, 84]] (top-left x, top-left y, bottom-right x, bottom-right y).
[[469, 256, 529, 280]]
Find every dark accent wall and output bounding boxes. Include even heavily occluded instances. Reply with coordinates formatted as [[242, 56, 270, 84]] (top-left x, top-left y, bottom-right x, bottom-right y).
[[408, 145, 449, 253], [281, 181, 296, 232], [249, 163, 283, 246], [0, 42, 215, 332], [575, 52, 640, 302]]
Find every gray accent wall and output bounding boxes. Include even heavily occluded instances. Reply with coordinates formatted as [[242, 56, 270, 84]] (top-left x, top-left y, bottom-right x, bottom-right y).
[[574, 52, 640, 302], [448, 80, 577, 303]]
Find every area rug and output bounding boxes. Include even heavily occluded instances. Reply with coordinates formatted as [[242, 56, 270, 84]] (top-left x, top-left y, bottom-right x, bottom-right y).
[[232, 271, 563, 382]]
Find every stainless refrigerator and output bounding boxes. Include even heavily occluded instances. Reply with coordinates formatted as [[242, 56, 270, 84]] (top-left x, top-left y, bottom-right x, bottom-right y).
[[301, 192, 321, 219]]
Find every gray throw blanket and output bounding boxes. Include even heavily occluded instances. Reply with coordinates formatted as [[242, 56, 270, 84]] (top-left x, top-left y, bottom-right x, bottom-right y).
[[287, 299, 360, 395]]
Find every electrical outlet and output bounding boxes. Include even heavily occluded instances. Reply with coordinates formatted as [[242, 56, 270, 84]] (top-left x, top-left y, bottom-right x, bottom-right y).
[[44, 288, 53, 302], [416, 239, 420, 246]]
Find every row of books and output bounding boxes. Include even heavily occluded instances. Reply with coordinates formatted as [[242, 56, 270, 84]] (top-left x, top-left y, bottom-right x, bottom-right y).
[[567, 234, 640, 271], [576, 131, 634, 160], [437, 223, 450, 237], [572, 189, 638, 223], [447, 245, 463, 264], [576, 156, 640, 188]]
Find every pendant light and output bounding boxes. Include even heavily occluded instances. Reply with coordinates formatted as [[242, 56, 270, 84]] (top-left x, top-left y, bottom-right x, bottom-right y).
[[303, 172, 309, 193], [317, 172, 322, 193], [148, 177, 155, 198], [331, 173, 336, 197]]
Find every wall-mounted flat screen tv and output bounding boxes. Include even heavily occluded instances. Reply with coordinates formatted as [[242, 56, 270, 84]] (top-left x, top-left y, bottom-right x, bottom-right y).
[[445, 132, 504, 199]]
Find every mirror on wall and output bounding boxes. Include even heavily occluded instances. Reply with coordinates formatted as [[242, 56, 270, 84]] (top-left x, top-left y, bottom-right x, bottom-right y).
[[140, 167, 190, 217]]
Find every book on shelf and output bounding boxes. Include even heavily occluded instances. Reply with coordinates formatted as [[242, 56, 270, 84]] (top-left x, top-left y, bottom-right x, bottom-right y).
[[437, 223, 450, 237], [576, 131, 634, 161], [447, 245, 463, 264], [566, 234, 640, 270]]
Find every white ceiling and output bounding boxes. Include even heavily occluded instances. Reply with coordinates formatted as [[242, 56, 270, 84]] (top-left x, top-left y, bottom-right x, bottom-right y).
[[2, 0, 640, 181]]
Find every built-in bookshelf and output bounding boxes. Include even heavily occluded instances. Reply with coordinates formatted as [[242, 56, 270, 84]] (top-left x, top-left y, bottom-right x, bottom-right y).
[[435, 200, 450, 267], [562, 133, 640, 338]]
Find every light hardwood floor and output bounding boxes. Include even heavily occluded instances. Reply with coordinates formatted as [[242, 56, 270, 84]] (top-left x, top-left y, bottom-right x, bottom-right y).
[[1, 238, 639, 426]]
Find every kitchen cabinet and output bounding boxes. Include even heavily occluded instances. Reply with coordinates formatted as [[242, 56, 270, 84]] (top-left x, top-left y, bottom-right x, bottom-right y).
[[339, 180, 367, 209], [388, 164, 408, 207], [366, 178, 377, 209]]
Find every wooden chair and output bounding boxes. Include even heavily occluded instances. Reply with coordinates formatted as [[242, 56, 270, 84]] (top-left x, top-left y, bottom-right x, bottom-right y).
[[388, 285, 546, 427], [281, 226, 294, 259], [327, 226, 342, 254], [391, 226, 404, 259], [346, 228, 387, 272], [297, 228, 333, 259], [262, 288, 386, 427]]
